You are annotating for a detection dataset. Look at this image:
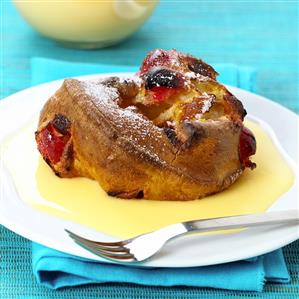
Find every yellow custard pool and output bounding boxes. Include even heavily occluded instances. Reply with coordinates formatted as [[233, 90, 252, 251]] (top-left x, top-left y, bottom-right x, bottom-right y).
[[2, 119, 294, 238]]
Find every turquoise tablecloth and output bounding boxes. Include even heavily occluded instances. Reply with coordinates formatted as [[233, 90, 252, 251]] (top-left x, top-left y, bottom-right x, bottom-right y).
[[1, 1, 298, 298]]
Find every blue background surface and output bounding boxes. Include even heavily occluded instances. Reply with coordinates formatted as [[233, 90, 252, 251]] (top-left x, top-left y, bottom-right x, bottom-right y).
[[1, 0, 298, 298]]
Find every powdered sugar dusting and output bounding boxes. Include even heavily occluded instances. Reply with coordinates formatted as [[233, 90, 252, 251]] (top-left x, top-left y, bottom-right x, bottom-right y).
[[119, 75, 143, 87], [116, 107, 166, 164], [82, 81, 119, 107], [117, 108, 148, 134], [81, 80, 166, 164], [182, 71, 210, 88], [117, 108, 162, 139], [201, 93, 214, 113], [193, 93, 214, 121], [72, 78, 170, 165], [183, 71, 209, 81]]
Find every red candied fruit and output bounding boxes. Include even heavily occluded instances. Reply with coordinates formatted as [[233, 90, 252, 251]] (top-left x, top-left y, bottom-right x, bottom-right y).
[[239, 126, 256, 169], [140, 49, 179, 75], [36, 122, 70, 165], [150, 86, 179, 102]]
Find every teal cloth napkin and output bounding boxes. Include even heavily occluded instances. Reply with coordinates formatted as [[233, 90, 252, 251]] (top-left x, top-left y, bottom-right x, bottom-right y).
[[31, 57, 257, 92], [31, 58, 288, 291], [32, 243, 289, 291]]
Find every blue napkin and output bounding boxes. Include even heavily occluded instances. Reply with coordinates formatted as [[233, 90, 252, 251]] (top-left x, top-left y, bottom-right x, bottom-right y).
[[31, 58, 289, 291], [31, 57, 257, 92], [32, 243, 289, 291]]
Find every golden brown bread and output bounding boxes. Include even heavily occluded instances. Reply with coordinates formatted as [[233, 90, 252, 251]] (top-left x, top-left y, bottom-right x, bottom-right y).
[[36, 49, 256, 201]]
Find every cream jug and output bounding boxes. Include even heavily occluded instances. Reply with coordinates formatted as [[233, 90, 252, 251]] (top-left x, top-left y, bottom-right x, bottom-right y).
[[14, 0, 159, 48]]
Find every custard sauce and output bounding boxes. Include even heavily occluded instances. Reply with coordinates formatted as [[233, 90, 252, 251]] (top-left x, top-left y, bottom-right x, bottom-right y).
[[3, 120, 294, 238]]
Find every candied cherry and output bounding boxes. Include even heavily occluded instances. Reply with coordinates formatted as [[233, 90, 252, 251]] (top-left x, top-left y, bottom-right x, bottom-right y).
[[140, 49, 180, 74], [149, 86, 179, 102], [145, 68, 184, 102], [239, 126, 256, 169], [36, 115, 71, 165]]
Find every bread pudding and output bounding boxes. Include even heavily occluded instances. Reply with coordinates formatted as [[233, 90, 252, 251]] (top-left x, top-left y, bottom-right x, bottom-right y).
[[35, 49, 256, 201]]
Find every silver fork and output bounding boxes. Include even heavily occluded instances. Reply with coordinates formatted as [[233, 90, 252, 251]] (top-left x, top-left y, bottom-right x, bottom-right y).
[[65, 210, 299, 263]]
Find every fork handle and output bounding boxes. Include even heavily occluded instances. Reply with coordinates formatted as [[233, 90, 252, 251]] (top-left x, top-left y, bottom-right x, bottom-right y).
[[182, 210, 299, 233]]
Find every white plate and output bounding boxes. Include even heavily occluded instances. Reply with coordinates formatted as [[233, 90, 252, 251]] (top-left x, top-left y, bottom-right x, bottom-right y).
[[0, 73, 298, 268]]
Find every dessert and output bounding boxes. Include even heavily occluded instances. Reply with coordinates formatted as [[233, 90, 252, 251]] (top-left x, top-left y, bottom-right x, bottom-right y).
[[35, 49, 256, 201]]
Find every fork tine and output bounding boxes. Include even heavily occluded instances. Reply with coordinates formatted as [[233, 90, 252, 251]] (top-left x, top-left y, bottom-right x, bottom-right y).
[[91, 240, 130, 247], [72, 240, 136, 262], [89, 243, 130, 253], [65, 229, 129, 247], [66, 229, 134, 259], [73, 237, 132, 257], [96, 250, 136, 261], [66, 230, 130, 253]]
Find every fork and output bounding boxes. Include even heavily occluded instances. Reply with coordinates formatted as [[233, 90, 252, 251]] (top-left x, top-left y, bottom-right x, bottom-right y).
[[65, 210, 299, 263]]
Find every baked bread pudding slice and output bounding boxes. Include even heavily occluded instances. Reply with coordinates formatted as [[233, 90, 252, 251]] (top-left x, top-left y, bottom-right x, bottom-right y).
[[35, 49, 256, 201]]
